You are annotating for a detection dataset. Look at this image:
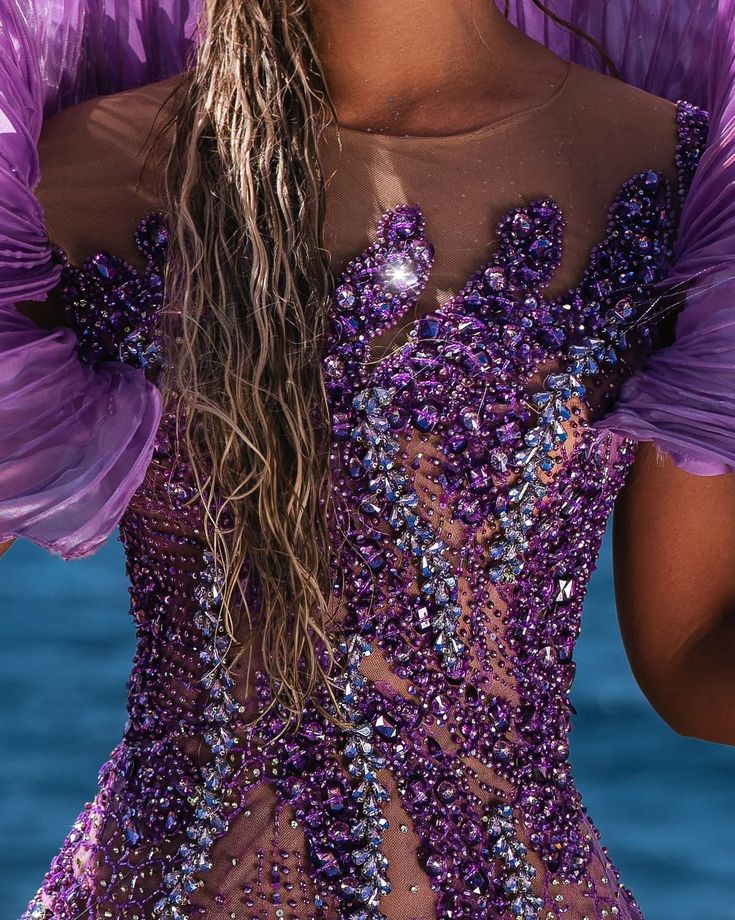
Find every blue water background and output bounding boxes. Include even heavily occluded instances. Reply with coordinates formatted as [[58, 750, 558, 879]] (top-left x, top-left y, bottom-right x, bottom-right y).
[[0, 526, 732, 919]]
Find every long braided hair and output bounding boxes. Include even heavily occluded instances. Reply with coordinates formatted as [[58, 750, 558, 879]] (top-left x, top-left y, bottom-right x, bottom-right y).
[[162, 0, 619, 725]]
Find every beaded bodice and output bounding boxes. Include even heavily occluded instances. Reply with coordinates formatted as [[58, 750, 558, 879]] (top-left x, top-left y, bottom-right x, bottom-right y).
[[24, 100, 709, 920]]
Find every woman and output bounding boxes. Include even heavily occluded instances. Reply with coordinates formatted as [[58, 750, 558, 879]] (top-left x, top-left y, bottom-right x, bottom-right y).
[[1, 1, 734, 917]]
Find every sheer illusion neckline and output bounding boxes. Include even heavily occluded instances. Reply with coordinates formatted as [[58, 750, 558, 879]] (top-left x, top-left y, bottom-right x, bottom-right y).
[[51, 162, 677, 379], [49, 94, 693, 380], [53, 158, 674, 380], [336, 163, 679, 378], [324, 60, 573, 144]]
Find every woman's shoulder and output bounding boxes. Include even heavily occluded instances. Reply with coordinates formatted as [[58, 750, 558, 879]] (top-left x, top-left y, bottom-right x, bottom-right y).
[[35, 75, 184, 271], [560, 61, 701, 196]]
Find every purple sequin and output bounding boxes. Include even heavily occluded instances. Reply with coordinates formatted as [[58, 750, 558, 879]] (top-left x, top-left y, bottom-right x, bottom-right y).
[[23, 99, 709, 920]]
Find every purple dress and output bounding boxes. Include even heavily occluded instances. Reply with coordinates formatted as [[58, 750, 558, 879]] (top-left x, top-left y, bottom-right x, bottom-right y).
[[1, 3, 735, 919]]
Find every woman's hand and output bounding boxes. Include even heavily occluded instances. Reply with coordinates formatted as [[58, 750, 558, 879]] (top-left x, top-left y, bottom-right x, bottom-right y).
[[613, 440, 735, 746]]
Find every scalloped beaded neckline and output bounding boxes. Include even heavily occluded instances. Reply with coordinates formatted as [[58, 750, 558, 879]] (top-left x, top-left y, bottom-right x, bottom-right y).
[[331, 175, 670, 383], [326, 102, 706, 381], [52, 99, 704, 395]]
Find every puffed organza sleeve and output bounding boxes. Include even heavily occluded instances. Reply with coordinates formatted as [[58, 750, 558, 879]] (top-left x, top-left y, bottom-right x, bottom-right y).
[[591, 6, 735, 475], [0, 2, 162, 559], [12, 0, 199, 116]]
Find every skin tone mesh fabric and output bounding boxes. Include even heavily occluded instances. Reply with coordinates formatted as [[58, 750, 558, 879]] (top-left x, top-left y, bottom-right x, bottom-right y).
[[12, 54, 708, 920], [31, 61, 680, 335]]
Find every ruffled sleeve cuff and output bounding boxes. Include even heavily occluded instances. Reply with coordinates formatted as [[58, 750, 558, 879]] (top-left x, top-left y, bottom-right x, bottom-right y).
[[593, 10, 735, 477], [0, 2, 163, 558], [593, 266, 735, 475]]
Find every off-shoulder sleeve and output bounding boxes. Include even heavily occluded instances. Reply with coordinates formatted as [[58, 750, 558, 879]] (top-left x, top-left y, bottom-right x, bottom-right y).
[[593, 9, 735, 476], [0, 2, 162, 559]]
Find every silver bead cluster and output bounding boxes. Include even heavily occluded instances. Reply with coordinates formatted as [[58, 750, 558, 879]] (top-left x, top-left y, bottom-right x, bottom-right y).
[[153, 552, 244, 919], [337, 635, 391, 920], [489, 300, 636, 585], [487, 804, 545, 919], [351, 385, 465, 673]]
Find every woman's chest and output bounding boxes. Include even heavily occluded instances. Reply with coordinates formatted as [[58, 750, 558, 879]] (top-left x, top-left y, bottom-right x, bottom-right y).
[[323, 165, 679, 490]]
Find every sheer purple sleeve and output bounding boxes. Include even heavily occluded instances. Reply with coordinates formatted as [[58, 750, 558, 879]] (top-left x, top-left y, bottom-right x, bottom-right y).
[[591, 5, 735, 475], [13, 0, 200, 115], [0, 1, 162, 559], [506, 0, 718, 108]]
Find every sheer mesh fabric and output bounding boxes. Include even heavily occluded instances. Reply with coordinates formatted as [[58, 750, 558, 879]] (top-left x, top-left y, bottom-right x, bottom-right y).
[[27, 61, 688, 920], [318, 61, 681, 362], [35, 62, 681, 305], [35, 78, 177, 277]]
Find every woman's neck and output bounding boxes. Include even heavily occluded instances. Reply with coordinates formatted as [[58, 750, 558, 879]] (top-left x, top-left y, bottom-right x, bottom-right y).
[[308, 0, 566, 135]]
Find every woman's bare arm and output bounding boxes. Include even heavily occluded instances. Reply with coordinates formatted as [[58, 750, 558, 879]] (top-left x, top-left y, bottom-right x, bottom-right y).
[[613, 440, 735, 746]]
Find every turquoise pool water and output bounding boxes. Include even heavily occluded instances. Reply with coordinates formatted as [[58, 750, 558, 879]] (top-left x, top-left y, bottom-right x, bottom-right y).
[[0, 527, 732, 919]]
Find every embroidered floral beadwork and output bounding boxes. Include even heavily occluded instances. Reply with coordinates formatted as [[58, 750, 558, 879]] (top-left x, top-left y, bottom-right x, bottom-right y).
[[152, 551, 236, 919], [22, 99, 709, 920], [54, 213, 169, 377]]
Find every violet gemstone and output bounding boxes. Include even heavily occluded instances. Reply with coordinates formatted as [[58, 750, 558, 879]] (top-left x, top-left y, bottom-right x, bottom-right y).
[[511, 212, 533, 235], [425, 854, 449, 879], [388, 207, 421, 241], [483, 266, 507, 291], [466, 865, 489, 894], [91, 252, 120, 279], [336, 283, 357, 309], [529, 236, 552, 256], [314, 846, 341, 877], [410, 238, 435, 263], [382, 252, 420, 292], [406, 782, 430, 809], [418, 316, 441, 339], [412, 404, 439, 432], [372, 299, 394, 322], [27, 104, 709, 920], [435, 781, 457, 803]]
